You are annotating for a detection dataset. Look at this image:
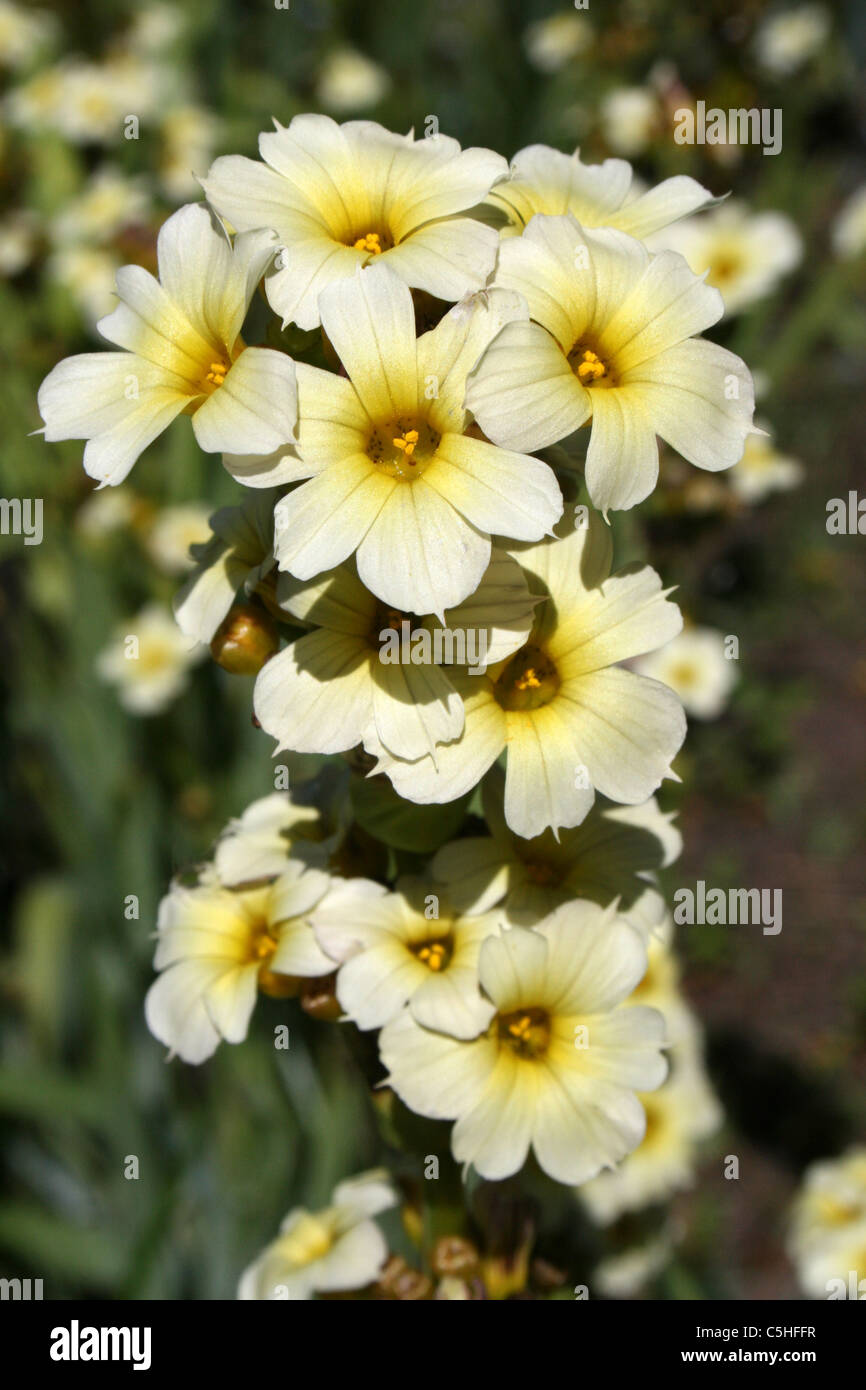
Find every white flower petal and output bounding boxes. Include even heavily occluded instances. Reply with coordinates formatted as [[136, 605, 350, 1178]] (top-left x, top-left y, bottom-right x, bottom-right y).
[[466, 319, 590, 453], [562, 667, 686, 804], [356, 480, 490, 616], [426, 432, 562, 541], [191, 347, 298, 457], [317, 263, 417, 420], [253, 629, 373, 754], [624, 338, 755, 473]]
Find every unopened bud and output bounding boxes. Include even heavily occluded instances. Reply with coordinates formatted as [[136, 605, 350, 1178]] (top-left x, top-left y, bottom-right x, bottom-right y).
[[431, 1235, 479, 1279], [299, 972, 343, 1021], [210, 603, 279, 674], [374, 1255, 433, 1301]]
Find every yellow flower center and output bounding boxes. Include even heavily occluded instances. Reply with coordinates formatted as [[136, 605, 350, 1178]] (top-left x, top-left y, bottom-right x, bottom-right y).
[[497, 1007, 551, 1059], [669, 659, 698, 690], [417, 942, 448, 971], [493, 644, 560, 711], [708, 252, 742, 286], [353, 230, 385, 254], [568, 342, 616, 389], [250, 923, 279, 962], [393, 428, 419, 458], [576, 349, 606, 382], [247, 918, 298, 999], [367, 418, 440, 480], [205, 359, 228, 387], [134, 639, 177, 676], [278, 1213, 336, 1267], [411, 934, 453, 971]]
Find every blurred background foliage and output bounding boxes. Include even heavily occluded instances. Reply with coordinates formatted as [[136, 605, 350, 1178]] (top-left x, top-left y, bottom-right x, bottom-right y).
[[1, 0, 865, 1298]]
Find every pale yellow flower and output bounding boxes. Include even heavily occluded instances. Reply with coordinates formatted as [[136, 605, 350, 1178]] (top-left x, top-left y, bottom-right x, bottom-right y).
[[213, 791, 329, 888], [96, 603, 203, 715], [789, 1149, 866, 1299], [433, 765, 681, 932], [754, 5, 830, 75], [315, 48, 389, 112], [466, 213, 755, 512], [52, 166, 150, 246], [523, 14, 592, 74], [728, 428, 804, 503], [146, 503, 213, 576], [238, 1171, 396, 1300], [39, 204, 297, 486], [254, 549, 536, 764], [0, 208, 38, 276], [832, 185, 866, 259], [633, 626, 738, 720], [47, 245, 120, 326], [370, 513, 685, 840], [202, 114, 507, 328], [266, 265, 562, 615], [600, 87, 657, 156], [650, 202, 802, 315], [0, 0, 56, 69], [578, 1053, 722, 1224], [488, 144, 714, 241], [380, 904, 668, 1184], [311, 876, 505, 1038], [145, 860, 334, 1063], [160, 105, 222, 202]]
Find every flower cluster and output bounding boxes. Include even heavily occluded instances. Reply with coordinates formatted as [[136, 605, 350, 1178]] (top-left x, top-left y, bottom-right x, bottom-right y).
[[38, 115, 751, 1298]]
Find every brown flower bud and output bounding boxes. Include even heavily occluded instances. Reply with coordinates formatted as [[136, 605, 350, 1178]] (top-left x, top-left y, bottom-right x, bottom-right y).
[[374, 1255, 433, 1301], [210, 602, 279, 675], [299, 972, 343, 1021], [431, 1235, 480, 1279]]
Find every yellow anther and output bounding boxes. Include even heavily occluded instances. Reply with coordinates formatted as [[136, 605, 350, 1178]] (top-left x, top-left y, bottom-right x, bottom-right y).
[[353, 231, 383, 254], [508, 1015, 533, 1038], [576, 349, 606, 383], [392, 430, 419, 460], [514, 667, 542, 691], [205, 360, 228, 387], [418, 942, 447, 972], [250, 926, 278, 962]]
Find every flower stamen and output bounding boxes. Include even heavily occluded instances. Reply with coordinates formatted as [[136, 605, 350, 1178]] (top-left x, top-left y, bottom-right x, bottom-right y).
[[497, 1007, 551, 1058], [417, 941, 448, 971], [353, 231, 383, 254], [392, 428, 419, 461], [575, 348, 607, 383], [205, 359, 228, 388]]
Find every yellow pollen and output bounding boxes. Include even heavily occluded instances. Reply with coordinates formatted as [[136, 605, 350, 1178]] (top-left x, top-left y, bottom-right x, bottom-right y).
[[205, 360, 228, 387], [576, 349, 607, 383], [392, 429, 420, 460], [508, 1014, 533, 1039], [417, 942, 447, 971], [252, 928, 278, 961], [497, 1006, 551, 1058], [353, 231, 383, 254], [514, 666, 542, 691]]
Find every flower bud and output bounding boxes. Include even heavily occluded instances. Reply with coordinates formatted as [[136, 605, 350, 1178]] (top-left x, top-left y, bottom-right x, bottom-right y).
[[431, 1235, 479, 1279], [210, 602, 279, 674], [299, 973, 343, 1021], [374, 1255, 433, 1300]]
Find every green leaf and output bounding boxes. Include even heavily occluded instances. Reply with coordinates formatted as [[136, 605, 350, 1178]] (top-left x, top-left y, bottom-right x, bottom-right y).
[[350, 775, 471, 852]]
